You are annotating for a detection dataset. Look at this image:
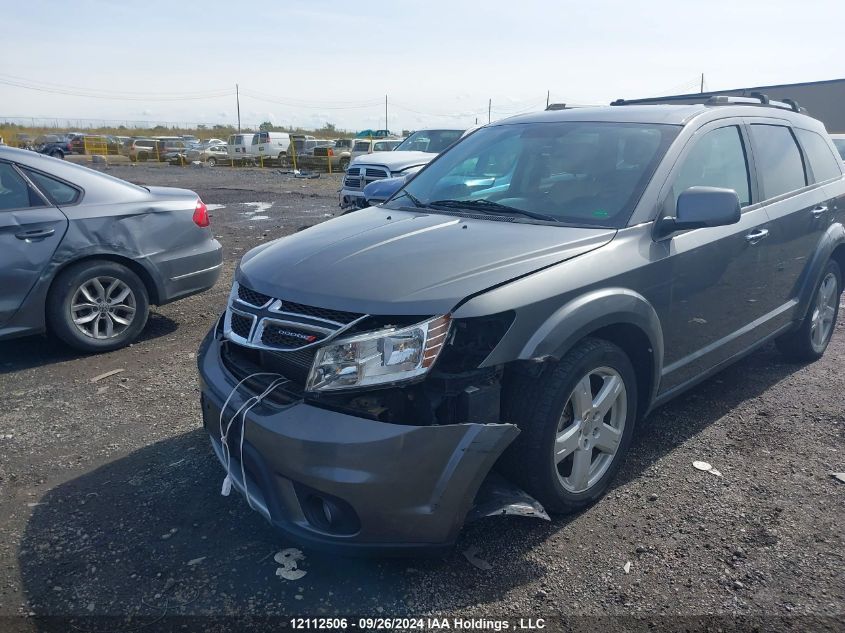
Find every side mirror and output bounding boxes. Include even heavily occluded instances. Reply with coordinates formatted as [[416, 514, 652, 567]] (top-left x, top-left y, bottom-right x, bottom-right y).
[[655, 186, 741, 237]]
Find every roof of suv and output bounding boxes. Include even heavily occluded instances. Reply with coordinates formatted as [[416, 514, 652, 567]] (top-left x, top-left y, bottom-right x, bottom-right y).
[[502, 104, 822, 129]]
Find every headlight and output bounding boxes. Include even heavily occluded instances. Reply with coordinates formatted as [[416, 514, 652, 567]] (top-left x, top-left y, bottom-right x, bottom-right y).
[[306, 315, 451, 392]]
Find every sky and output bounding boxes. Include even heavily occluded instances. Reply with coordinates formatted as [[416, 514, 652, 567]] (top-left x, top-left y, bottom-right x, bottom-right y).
[[2, 0, 843, 132]]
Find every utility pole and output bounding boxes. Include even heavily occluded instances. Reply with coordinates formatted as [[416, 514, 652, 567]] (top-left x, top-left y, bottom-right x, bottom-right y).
[[700, 73, 704, 94], [546, 90, 550, 108], [236, 83, 241, 132], [488, 98, 491, 124], [385, 94, 388, 132]]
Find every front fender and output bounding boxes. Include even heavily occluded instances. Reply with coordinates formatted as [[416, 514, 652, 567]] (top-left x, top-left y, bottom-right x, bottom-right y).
[[467, 287, 664, 410], [520, 288, 663, 365]]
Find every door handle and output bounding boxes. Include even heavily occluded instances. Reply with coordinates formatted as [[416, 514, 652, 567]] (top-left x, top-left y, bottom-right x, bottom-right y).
[[745, 229, 769, 244], [15, 228, 55, 240], [811, 205, 828, 217]]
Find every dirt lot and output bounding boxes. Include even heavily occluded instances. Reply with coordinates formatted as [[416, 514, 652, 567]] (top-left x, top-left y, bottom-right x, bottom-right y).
[[0, 163, 843, 631]]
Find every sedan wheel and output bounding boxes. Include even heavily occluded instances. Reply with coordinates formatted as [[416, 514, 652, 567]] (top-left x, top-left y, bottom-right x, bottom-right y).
[[71, 276, 137, 340], [47, 260, 149, 353], [554, 367, 627, 493], [207, 157, 217, 166]]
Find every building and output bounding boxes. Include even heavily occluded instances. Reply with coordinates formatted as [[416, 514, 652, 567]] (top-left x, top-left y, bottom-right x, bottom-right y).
[[615, 78, 845, 133]]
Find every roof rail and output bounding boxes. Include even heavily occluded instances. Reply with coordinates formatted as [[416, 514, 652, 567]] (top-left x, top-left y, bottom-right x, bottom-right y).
[[612, 94, 804, 113]]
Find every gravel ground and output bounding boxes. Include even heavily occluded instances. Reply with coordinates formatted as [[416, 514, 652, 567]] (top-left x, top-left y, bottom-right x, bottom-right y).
[[0, 163, 843, 632]]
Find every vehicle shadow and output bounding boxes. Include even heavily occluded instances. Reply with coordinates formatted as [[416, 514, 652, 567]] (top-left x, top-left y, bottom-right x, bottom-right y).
[[17, 343, 801, 621], [0, 312, 179, 374]]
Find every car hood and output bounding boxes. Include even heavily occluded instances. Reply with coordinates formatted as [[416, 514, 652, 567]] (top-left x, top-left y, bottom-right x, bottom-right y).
[[237, 207, 616, 315], [349, 151, 434, 172]]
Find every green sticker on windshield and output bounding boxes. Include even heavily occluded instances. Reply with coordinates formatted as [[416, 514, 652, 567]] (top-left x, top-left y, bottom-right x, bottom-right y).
[[592, 209, 609, 218]]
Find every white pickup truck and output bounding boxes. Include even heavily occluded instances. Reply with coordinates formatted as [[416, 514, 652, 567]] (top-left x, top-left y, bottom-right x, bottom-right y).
[[339, 129, 465, 209]]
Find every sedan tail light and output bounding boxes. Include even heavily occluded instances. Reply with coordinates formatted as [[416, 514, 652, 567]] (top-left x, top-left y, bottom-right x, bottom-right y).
[[193, 199, 210, 227]]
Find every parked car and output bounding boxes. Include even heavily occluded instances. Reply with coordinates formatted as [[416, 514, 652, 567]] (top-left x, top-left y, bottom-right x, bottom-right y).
[[340, 128, 465, 208], [354, 129, 393, 138], [349, 138, 402, 161], [831, 134, 845, 160], [0, 146, 222, 352], [70, 135, 121, 155], [198, 98, 844, 552], [227, 133, 259, 164], [119, 137, 135, 156], [128, 138, 163, 162], [289, 134, 315, 159], [15, 134, 33, 149], [186, 144, 230, 166], [32, 135, 74, 159], [251, 131, 291, 165], [356, 167, 423, 208]]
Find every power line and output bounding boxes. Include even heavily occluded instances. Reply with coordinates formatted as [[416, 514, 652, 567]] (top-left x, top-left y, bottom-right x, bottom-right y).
[[0, 75, 232, 101]]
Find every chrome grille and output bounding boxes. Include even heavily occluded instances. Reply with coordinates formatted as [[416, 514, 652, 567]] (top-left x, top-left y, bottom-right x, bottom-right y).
[[343, 164, 389, 191], [237, 285, 272, 307], [224, 281, 366, 353], [229, 311, 254, 339], [276, 300, 363, 325]]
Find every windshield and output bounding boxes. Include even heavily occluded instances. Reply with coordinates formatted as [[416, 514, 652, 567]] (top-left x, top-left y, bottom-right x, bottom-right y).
[[385, 121, 679, 228], [833, 138, 845, 161], [394, 130, 463, 153]]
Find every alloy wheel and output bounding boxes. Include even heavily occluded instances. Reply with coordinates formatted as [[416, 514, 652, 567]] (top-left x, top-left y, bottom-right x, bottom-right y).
[[554, 367, 627, 493], [70, 276, 137, 339], [810, 272, 837, 352]]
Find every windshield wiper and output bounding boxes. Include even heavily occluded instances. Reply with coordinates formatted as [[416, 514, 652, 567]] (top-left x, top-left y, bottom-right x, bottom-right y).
[[429, 199, 559, 222], [396, 190, 424, 208]]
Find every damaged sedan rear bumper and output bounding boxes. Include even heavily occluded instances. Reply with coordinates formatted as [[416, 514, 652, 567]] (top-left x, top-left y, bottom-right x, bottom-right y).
[[197, 326, 520, 554]]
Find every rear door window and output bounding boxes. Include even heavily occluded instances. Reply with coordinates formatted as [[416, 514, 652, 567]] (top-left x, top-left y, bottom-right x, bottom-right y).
[[794, 129, 842, 183], [22, 168, 81, 205], [748, 124, 807, 199], [671, 125, 751, 207]]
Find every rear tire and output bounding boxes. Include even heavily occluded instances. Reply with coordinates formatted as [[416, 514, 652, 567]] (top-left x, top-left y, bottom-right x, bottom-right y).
[[776, 260, 841, 362], [206, 157, 217, 166], [47, 260, 150, 353], [339, 157, 350, 172], [50, 149, 64, 159], [499, 338, 637, 514]]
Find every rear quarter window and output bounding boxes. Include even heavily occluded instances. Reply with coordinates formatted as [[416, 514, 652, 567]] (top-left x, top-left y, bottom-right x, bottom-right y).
[[748, 124, 807, 199], [22, 168, 81, 205], [794, 129, 842, 183]]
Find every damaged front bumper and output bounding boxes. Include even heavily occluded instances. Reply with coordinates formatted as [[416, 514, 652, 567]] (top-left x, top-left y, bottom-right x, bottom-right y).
[[197, 326, 521, 554]]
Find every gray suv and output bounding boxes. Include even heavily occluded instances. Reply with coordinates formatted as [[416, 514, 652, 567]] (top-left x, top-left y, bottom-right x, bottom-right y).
[[198, 97, 844, 553]]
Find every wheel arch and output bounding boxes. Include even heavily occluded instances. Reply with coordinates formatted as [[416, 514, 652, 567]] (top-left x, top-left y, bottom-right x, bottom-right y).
[[517, 288, 664, 416], [795, 222, 845, 322], [47, 253, 162, 307]]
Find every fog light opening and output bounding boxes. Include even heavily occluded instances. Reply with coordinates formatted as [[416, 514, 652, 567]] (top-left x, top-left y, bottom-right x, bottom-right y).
[[299, 491, 361, 536]]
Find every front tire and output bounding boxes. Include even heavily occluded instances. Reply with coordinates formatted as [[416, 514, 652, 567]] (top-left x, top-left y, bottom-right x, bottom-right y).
[[47, 260, 150, 353], [206, 157, 217, 166], [776, 260, 841, 362], [50, 149, 64, 159], [500, 338, 637, 514]]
